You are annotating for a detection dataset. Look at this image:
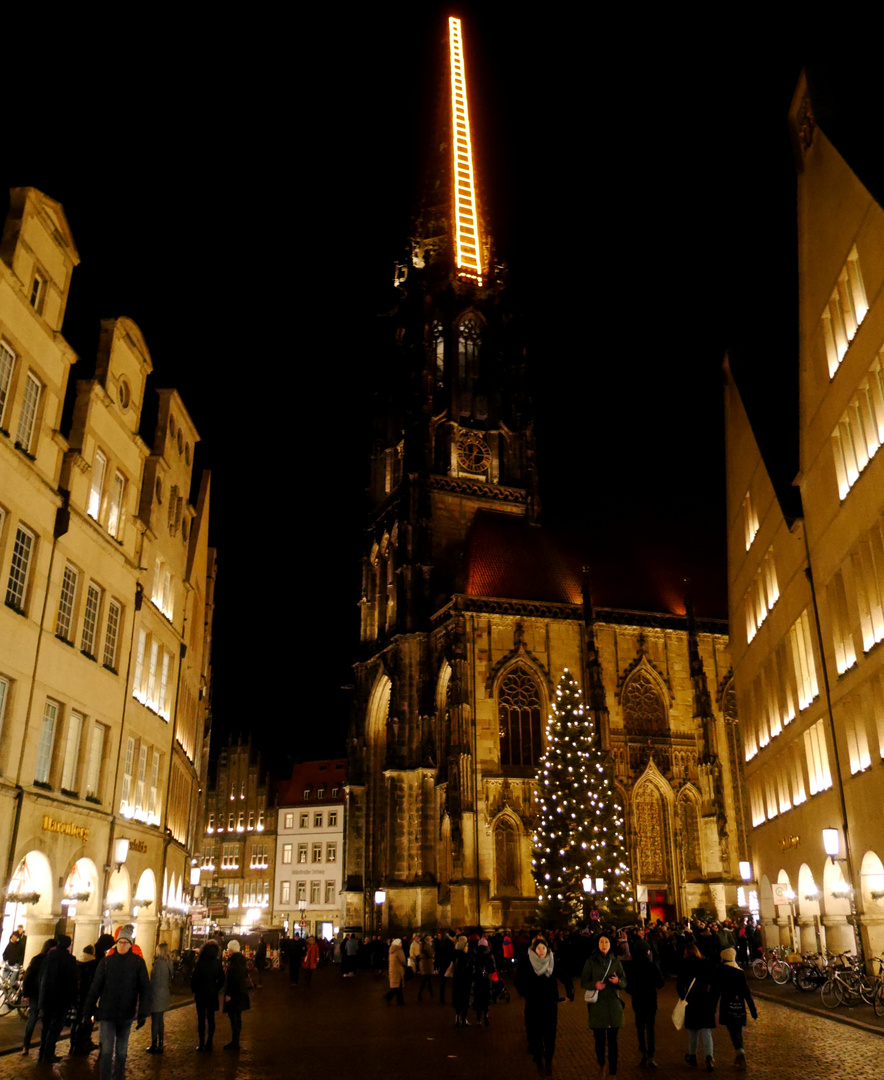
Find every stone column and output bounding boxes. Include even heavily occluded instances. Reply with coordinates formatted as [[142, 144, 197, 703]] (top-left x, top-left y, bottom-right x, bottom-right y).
[[821, 915, 856, 956]]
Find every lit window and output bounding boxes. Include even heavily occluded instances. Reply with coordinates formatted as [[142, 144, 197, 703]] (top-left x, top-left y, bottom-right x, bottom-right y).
[[828, 568, 857, 675], [317, 787, 325, 799], [228, 813, 234, 830], [16, 372, 41, 453], [326, 843, 336, 863], [312, 844, 322, 864], [299, 813, 308, 828], [790, 610, 819, 711], [805, 718, 833, 795], [297, 844, 307, 864], [328, 811, 338, 827], [742, 490, 759, 551], [30, 272, 45, 313], [237, 813, 244, 832], [296, 881, 306, 902], [61, 711, 84, 792], [311, 880, 321, 903], [314, 813, 323, 828], [325, 881, 335, 904], [745, 547, 779, 643], [248, 810, 255, 830], [107, 472, 125, 539], [284, 813, 294, 829], [0, 676, 10, 741], [280, 881, 291, 905], [85, 722, 106, 801], [56, 563, 79, 641], [0, 340, 15, 428], [257, 810, 264, 831], [6, 525, 35, 612], [121, 736, 135, 814], [35, 699, 59, 784], [133, 628, 147, 702], [207, 813, 215, 833], [81, 582, 102, 657], [88, 450, 107, 520], [282, 844, 292, 865], [821, 245, 868, 378]]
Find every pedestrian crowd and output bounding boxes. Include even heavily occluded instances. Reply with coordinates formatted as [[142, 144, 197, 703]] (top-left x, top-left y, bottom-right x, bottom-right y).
[[8, 924, 263, 1075], [280, 916, 761, 1076]]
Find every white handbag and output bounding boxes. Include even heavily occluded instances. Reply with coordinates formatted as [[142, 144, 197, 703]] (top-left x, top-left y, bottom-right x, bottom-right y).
[[672, 977, 695, 1030], [584, 958, 613, 1003]]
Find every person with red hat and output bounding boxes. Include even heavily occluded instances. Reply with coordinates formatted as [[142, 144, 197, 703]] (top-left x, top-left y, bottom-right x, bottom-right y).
[[85, 924, 150, 1080]]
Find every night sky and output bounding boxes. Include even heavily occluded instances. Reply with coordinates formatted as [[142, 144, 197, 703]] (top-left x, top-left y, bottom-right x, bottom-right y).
[[2, 12, 876, 776]]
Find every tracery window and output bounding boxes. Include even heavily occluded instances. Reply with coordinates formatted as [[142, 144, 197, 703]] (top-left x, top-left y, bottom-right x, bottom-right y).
[[622, 669, 667, 735], [678, 798, 702, 876], [498, 668, 542, 769], [494, 818, 519, 892], [634, 785, 666, 880]]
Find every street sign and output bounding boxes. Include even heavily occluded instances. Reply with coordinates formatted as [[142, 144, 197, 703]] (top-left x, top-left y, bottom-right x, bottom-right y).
[[590, 910, 599, 920], [772, 883, 793, 906]]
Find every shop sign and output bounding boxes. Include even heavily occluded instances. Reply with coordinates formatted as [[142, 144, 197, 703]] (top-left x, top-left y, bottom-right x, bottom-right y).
[[42, 816, 89, 843], [128, 839, 148, 854], [772, 883, 793, 906]]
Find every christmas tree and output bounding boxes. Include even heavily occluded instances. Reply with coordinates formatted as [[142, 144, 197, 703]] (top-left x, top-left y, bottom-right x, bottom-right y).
[[532, 668, 633, 922]]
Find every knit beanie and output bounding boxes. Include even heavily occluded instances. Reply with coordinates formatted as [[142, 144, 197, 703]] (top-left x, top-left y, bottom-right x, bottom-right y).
[[720, 947, 737, 963], [116, 924, 136, 944]]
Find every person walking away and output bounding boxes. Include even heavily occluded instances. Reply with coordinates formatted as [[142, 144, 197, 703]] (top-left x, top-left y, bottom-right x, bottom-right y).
[[437, 931, 455, 1004], [71, 944, 99, 1054], [515, 935, 573, 1075], [580, 934, 627, 1078], [678, 938, 717, 1071], [716, 948, 757, 1070], [289, 935, 306, 986], [191, 939, 224, 1051], [451, 935, 472, 1026], [624, 938, 664, 1067], [222, 940, 250, 1050], [146, 942, 172, 1054], [384, 938, 407, 1006], [344, 932, 359, 977], [471, 937, 496, 1026], [84, 924, 150, 1080], [417, 935, 435, 1001], [21, 940, 54, 1055], [254, 938, 267, 987], [302, 935, 320, 988], [37, 935, 78, 1062]]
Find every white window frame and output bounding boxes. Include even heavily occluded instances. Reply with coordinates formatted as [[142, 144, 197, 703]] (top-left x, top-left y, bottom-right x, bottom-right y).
[[284, 813, 294, 829], [0, 676, 9, 741], [88, 450, 107, 520], [310, 879, 321, 904], [61, 710, 84, 792], [16, 372, 41, 452], [56, 563, 79, 641], [325, 880, 335, 904], [81, 581, 102, 656], [6, 525, 35, 611], [281, 881, 291, 905], [86, 722, 106, 800], [282, 843, 292, 864], [121, 736, 135, 813], [35, 699, 59, 784], [107, 471, 125, 539], [103, 598, 122, 669], [0, 340, 15, 428]]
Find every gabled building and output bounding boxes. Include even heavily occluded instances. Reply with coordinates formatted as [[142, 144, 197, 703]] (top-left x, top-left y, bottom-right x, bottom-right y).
[[0, 187, 214, 966], [725, 74, 884, 959], [275, 760, 346, 938]]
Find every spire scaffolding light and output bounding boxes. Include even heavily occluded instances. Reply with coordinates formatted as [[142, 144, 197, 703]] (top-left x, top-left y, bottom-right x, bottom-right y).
[[448, 16, 483, 286]]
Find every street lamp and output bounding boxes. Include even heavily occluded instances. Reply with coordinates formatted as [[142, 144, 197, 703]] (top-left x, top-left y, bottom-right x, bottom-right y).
[[374, 889, 386, 936], [113, 837, 130, 872]]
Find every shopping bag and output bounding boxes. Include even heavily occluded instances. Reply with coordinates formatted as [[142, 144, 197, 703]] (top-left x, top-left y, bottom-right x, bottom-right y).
[[672, 978, 695, 1030]]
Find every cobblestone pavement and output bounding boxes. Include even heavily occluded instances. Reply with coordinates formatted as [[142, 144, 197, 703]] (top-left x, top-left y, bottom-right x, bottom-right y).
[[0, 966, 880, 1079]]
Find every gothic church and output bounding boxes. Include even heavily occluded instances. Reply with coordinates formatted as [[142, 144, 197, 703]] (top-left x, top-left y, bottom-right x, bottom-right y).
[[343, 17, 746, 932]]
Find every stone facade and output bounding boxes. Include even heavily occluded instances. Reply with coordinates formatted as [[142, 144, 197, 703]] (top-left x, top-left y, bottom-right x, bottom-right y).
[[725, 74, 884, 960], [343, 21, 745, 934], [0, 188, 214, 967]]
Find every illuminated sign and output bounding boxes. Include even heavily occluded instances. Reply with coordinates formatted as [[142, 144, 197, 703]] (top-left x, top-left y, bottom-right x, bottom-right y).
[[42, 815, 89, 843], [448, 17, 483, 286]]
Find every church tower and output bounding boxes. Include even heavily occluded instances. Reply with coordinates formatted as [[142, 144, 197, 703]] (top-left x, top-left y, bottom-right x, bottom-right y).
[[344, 17, 745, 935]]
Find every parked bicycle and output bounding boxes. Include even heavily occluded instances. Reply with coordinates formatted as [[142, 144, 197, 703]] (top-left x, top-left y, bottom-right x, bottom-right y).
[[0, 962, 26, 1017], [751, 946, 791, 984], [819, 952, 877, 1008]]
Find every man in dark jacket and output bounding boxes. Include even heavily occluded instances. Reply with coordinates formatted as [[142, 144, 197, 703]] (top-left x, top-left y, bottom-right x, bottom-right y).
[[38, 935, 79, 1062], [84, 924, 150, 1080]]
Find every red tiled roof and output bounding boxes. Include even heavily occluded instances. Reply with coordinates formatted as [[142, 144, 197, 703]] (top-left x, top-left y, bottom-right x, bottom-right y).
[[463, 512, 583, 605], [277, 759, 347, 807]]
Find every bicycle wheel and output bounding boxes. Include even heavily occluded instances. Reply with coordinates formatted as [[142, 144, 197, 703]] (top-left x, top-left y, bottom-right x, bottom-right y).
[[874, 982, 884, 1017], [751, 959, 768, 980], [836, 972, 862, 1005], [858, 974, 878, 1005], [771, 961, 791, 985], [795, 965, 818, 992], [821, 978, 840, 1008]]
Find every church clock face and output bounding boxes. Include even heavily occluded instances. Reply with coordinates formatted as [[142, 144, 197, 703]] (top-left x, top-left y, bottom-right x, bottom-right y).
[[456, 432, 491, 473]]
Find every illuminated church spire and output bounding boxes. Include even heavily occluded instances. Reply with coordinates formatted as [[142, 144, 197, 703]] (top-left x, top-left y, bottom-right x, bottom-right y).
[[448, 16, 483, 286]]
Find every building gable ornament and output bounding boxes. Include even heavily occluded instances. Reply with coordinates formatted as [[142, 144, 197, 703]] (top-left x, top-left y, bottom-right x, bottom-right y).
[[484, 637, 551, 695], [617, 653, 672, 705]]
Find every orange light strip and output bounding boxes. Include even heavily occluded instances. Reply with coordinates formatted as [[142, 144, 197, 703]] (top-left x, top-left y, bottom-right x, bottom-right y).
[[448, 16, 483, 286]]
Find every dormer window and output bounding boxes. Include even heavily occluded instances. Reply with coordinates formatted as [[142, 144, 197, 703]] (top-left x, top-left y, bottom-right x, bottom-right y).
[[317, 787, 325, 799], [303, 788, 311, 799], [30, 272, 45, 314]]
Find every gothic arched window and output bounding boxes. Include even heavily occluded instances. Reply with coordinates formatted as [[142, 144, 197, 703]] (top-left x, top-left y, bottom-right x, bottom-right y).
[[498, 668, 542, 770], [494, 817, 520, 893], [622, 669, 668, 736], [678, 797, 702, 877], [634, 784, 667, 881]]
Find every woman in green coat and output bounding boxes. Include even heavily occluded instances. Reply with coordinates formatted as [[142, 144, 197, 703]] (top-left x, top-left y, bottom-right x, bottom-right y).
[[580, 936, 628, 1078]]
